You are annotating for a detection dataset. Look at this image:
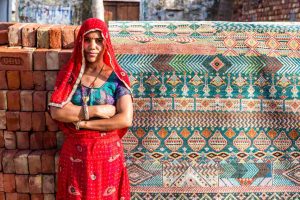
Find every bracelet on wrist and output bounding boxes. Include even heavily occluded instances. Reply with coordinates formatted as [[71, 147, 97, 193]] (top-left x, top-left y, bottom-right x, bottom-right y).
[[75, 120, 81, 130], [83, 104, 90, 120]]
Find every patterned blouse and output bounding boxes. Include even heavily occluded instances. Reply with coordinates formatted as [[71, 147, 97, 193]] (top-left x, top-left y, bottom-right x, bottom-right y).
[[71, 72, 131, 106]]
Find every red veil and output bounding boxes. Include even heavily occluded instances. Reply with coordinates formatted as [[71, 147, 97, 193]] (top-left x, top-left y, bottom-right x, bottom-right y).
[[48, 18, 131, 137]]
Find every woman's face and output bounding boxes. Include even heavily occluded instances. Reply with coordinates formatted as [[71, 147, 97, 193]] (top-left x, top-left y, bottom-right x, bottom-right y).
[[83, 31, 105, 63]]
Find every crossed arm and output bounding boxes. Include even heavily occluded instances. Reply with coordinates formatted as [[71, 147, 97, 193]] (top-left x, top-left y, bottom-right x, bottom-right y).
[[50, 94, 133, 131]]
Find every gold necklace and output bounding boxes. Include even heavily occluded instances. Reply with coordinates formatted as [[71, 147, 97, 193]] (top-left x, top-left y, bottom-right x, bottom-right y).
[[81, 64, 105, 105]]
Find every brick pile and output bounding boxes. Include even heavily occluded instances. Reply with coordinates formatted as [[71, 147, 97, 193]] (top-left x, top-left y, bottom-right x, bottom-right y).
[[0, 22, 79, 199], [232, 0, 300, 21]]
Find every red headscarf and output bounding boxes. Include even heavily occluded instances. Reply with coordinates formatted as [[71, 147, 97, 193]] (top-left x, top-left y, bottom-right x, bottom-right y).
[[48, 18, 131, 137]]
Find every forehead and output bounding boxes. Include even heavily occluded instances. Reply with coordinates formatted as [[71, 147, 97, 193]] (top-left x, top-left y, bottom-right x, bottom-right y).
[[84, 31, 102, 38]]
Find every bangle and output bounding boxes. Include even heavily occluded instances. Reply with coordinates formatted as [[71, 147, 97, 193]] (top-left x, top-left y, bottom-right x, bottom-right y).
[[83, 104, 89, 120], [75, 120, 81, 130]]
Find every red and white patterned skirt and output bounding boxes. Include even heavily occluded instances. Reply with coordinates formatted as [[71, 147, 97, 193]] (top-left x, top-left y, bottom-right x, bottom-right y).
[[56, 130, 130, 200]]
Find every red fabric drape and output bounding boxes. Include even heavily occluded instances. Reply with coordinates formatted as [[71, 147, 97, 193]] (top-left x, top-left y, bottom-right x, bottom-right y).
[[51, 18, 132, 199], [48, 18, 131, 138]]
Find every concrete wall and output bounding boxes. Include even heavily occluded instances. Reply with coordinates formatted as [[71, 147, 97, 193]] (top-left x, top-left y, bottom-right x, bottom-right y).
[[141, 0, 219, 21], [17, 0, 82, 24]]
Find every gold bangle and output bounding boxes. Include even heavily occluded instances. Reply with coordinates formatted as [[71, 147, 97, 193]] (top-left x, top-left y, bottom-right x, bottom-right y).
[[83, 104, 89, 120]]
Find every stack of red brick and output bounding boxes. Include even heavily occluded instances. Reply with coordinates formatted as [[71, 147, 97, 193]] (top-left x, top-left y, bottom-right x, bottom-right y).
[[0, 22, 79, 200], [233, 0, 300, 21]]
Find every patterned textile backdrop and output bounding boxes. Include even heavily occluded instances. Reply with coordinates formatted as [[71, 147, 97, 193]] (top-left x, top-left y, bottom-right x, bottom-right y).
[[109, 21, 300, 199]]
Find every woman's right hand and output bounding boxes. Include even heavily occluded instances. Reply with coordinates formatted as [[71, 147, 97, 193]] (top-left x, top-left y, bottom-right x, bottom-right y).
[[94, 104, 116, 119]]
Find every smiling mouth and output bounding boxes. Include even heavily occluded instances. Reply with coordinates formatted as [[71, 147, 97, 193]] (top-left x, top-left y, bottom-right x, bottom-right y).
[[87, 52, 98, 57]]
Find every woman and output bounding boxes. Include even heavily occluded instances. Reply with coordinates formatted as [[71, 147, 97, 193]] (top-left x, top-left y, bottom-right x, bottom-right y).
[[48, 18, 133, 200]]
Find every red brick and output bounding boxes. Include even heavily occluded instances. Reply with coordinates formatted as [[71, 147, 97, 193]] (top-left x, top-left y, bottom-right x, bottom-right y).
[[0, 48, 33, 71], [55, 173, 58, 192], [32, 112, 45, 131], [4, 131, 16, 149], [62, 26, 76, 49], [31, 194, 44, 200], [0, 71, 7, 89], [45, 71, 57, 91], [59, 49, 72, 69], [3, 174, 16, 192], [41, 150, 56, 173], [6, 111, 20, 131], [8, 23, 26, 47], [56, 131, 64, 149], [0, 192, 4, 200], [5, 193, 17, 200], [0, 173, 3, 191], [6, 46, 22, 49], [47, 91, 53, 106], [46, 50, 59, 70], [7, 90, 20, 111], [33, 49, 47, 70], [20, 91, 33, 111], [49, 26, 62, 49], [22, 24, 40, 47], [0, 22, 16, 30], [6, 71, 20, 90], [0, 131, 4, 147], [0, 149, 4, 172], [3, 174, 15, 192], [43, 131, 56, 149], [19, 112, 32, 131], [17, 193, 30, 200], [2, 150, 18, 173], [15, 175, 29, 193], [0, 30, 8, 45], [14, 150, 31, 174], [20, 71, 34, 89], [28, 150, 43, 174], [3, 174, 11, 193], [29, 175, 42, 193], [45, 112, 58, 131], [0, 111, 6, 129], [33, 91, 47, 111], [44, 194, 55, 200], [37, 25, 51, 49], [55, 151, 60, 173], [74, 25, 81, 41], [16, 131, 30, 149], [33, 71, 45, 91], [23, 46, 36, 50], [42, 175, 54, 193], [0, 90, 7, 110], [30, 132, 43, 150]]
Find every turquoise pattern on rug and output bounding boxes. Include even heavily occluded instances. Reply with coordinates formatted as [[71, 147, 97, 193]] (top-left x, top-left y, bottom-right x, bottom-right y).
[[109, 21, 300, 199]]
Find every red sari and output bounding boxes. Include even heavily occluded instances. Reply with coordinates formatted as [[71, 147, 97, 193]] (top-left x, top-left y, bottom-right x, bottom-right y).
[[49, 18, 131, 200]]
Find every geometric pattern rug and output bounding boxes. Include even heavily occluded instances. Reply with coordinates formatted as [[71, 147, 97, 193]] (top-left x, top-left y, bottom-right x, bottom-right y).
[[109, 21, 300, 199]]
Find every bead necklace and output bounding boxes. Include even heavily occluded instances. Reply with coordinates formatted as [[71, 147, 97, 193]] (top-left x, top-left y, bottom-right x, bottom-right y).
[[81, 64, 105, 105]]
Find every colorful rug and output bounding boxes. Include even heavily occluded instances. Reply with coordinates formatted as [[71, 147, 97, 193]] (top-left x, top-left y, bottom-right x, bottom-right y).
[[109, 21, 300, 199]]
